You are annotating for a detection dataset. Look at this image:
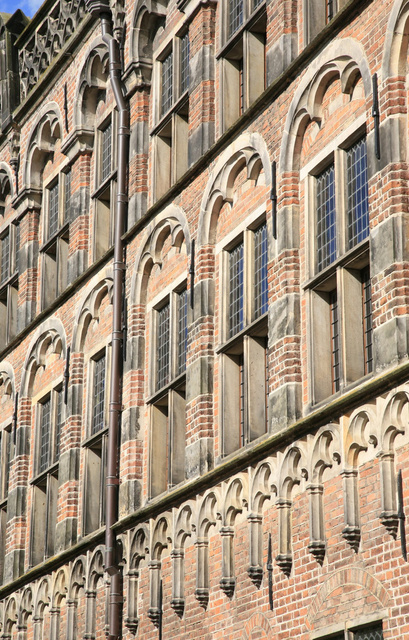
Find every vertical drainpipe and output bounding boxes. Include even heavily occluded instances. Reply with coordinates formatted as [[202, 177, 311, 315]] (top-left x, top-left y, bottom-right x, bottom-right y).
[[85, 2, 129, 638]]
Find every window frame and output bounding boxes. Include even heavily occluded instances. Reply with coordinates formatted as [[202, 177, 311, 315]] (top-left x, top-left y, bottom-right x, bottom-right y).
[[30, 384, 64, 567], [303, 124, 373, 405], [147, 278, 188, 498], [0, 220, 19, 346], [41, 172, 71, 309], [92, 113, 118, 260], [217, 209, 269, 456], [152, 30, 190, 199], [82, 346, 111, 535], [312, 618, 384, 640], [0, 424, 13, 584], [217, 0, 266, 130]]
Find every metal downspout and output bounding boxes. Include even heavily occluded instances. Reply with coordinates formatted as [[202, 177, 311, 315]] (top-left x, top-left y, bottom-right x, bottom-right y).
[[85, 3, 129, 638]]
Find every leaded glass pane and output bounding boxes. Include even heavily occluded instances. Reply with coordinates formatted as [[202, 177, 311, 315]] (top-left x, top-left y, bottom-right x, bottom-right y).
[[229, 242, 244, 337], [101, 122, 112, 183], [162, 51, 173, 116], [1, 232, 10, 285], [228, 0, 243, 37], [354, 624, 383, 640], [330, 290, 340, 393], [254, 223, 268, 318], [177, 289, 188, 376], [347, 137, 369, 248], [92, 354, 106, 435], [48, 181, 59, 238], [317, 165, 336, 271], [180, 33, 190, 94], [39, 399, 51, 473], [157, 303, 170, 390]]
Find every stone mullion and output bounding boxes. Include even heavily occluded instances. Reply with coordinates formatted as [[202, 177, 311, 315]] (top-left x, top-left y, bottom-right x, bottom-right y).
[[247, 513, 263, 587], [4, 396, 31, 582], [219, 525, 235, 597], [307, 483, 326, 564], [55, 352, 83, 553], [66, 600, 75, 640], [185, 246, 215, 478], [125, 569, 139, 633], [266, 0, 298, 84], [188, 2, 216, 164], [84, 590, 97, 640], [49, 607, 60, 640], [275, 498, 292, 577], [195, 537, 209, 608], [148, 559, 162, 627], [341, 468, 361, 551], [170, 548, 185, 616]]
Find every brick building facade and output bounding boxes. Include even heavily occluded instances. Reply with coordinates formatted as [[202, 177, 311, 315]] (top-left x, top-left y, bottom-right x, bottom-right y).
[[0, 0, 408, 638]]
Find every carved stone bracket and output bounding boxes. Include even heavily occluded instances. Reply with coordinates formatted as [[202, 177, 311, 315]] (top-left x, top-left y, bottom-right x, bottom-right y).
[[275, 553, 292, 577], [195, 587, 209, 609], [219, 576, 236, 598], [247, 564, 263, 588], [342, 525, 361, 552], [380, 511, 399, 539], [307, 541, 326, 565]]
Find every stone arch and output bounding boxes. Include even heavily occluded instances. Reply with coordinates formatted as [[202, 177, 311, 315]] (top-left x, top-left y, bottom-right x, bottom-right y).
[[0, 361, 16, 402], [130, 204, 191, 306], [51, 567, 68, 608], [74, 38, 109, 130], [3, 596, 17, 638], [382, 0, 409, 78], [23, 104, 63, 189], [198, 132, 271, 247], [306, 566, 391, 632], [241, 612, 273, 640], [85, 548, 105, 640], [280, 38, 372, 174], [151, 516, 171, 560], [148, 516, 171, 626], [87, 547, 105, 592], [380, 388, 409, 450], [248, 461, 276, 587], [222, 475, 248, 526], [0, 164, 14, 204], [20, 317, 67, 398], [129, 0, 167, 83], [17, 587, 33, 640], [33, 577, 50, 638], [68, 557, 86, 600], [71, 267, 113, 353]]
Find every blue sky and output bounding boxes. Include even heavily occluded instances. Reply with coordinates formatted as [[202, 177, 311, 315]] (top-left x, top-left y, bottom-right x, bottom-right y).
[[1, 0, 42, 17]]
